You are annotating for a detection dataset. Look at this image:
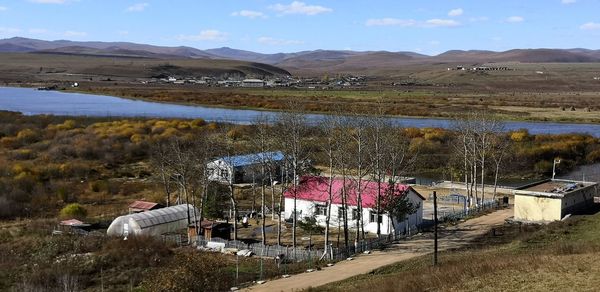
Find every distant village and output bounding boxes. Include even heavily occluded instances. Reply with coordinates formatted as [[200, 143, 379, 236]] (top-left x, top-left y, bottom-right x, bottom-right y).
[[141, 74, 369, 89]]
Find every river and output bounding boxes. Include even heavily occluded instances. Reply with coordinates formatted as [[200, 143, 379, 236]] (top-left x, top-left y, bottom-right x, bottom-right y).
[[1, 86, 600, 136]]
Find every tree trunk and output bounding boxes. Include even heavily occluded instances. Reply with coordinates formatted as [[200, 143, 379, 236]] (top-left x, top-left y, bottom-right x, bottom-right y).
[[493, 162, 500, 200], [261, 164, 266, 245], [292, 157, 298, 250], [481, 154, 486, 205], [322, 154, 334, 260], [270, 172, 275, 221], [229, 183, 238, 241], [252, 173, 256, 213]]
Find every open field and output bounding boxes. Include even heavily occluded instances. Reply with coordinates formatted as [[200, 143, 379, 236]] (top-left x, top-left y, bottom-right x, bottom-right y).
[[56, 82, 600, 123]]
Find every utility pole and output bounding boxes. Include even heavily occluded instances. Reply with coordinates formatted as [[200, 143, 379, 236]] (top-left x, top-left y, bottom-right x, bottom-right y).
[[433, 191, 438, 266], [552, 158, 561, 180]]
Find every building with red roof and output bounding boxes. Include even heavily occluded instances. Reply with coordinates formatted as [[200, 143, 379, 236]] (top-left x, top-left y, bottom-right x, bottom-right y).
[[128, 200, 164, 214], [283, 176, 424, 235]]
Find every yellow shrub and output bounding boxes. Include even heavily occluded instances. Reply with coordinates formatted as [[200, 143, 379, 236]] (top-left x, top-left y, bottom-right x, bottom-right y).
[[16, 128, 41, 143], [510, 130, 530, 142]]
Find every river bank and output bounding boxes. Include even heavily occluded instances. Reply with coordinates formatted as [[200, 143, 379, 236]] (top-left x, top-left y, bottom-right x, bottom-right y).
[[2, 86, 600, 136]]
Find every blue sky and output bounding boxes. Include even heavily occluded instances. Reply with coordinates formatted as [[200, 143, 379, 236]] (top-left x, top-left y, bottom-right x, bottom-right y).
[[1, 0, 600, 55]]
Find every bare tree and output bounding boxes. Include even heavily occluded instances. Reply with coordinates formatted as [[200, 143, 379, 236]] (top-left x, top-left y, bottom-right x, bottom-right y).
[[150, 140, 174, 207], [348, 116, 371, 245], [366, 113, 391, 237], [454, 111, 506, 208], [275, 107, 309, 250], [319, 114, 343, 260], [490, 132, 511, 199], [251, 115, 274, 245]]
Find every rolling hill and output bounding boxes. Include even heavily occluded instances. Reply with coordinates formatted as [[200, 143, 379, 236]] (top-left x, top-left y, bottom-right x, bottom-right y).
[[1, 37, 600, 76]]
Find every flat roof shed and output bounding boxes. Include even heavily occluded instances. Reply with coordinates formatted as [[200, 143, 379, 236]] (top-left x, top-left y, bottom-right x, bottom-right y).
[[513, 179, 598, 222]]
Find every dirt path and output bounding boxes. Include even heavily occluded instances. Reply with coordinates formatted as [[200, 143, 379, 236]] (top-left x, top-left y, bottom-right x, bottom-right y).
[[243, 208, 513, 292]]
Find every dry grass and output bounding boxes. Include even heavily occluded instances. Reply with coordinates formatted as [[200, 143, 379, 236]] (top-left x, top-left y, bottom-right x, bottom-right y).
[[311, 211, 600, 292]]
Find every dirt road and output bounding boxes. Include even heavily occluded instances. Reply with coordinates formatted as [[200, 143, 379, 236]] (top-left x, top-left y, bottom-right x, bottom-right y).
[[243, 208, 513, 292]]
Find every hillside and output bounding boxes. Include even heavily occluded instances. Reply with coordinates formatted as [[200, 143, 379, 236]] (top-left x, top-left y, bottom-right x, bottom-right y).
[[0, 53, 290, 83], [0, 37, 217, 59], [314, 211, 600, 291], [1, 37, 600, 76]]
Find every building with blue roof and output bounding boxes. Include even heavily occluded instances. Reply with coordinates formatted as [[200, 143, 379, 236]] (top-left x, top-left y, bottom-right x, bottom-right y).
[[207, 151, 285, 184]]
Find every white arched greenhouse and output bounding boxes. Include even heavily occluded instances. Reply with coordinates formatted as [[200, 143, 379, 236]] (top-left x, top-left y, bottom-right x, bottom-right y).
[[107, 204, 199, 237]]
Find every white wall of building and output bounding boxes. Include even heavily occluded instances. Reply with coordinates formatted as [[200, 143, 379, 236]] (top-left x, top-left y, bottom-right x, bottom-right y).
[[207, 159, 233, 183], [283, 190, 423, 235]]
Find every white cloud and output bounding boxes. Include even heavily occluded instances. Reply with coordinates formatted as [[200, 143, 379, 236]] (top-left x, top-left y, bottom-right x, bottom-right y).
[[0, 6, 7, 11], [231, 10, 266, 19], [29, 0, 67, 3], [424, 19, 461, 27], [429, 40, 440, 46], [64, 30, 87, 37], [448, 8, 463, 17], [365, 18, 416, 27], [117, 30, 129, 35], [269, 1, 332, 16], [177, 30, 228, 42], [126, 3, 148, 12], [366, 18, 459, 28], [580, 22, 600, 30], [506, 16, 524, 23], [562, 0, 576, 4], [257, 36, 303, 46]]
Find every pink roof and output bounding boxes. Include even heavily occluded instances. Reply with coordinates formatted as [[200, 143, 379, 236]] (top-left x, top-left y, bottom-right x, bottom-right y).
[[60, 219, 84, 226], [284, 176, 423, 208], [129, 200, 162, 210]]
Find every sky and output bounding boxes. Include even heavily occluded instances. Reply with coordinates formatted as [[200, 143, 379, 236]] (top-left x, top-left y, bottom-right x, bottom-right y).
[[1, 0, 600, 55]]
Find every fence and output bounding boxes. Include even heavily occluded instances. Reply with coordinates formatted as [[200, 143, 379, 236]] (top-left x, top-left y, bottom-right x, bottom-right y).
[[438, 200, 499, 223], [190, 200, 501, 262], [194, 236, 324, 261]]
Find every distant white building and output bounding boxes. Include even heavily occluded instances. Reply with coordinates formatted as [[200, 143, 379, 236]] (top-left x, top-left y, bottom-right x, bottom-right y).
[[242, 79, 265, 88], [284, 176, 424, 235]]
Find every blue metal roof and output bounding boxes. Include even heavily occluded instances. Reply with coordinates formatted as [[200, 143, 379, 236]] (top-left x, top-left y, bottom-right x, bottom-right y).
[[222, 151, 285, 167]]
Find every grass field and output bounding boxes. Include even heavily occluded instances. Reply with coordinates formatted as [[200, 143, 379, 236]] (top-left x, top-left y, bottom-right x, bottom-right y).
[[311, 210, 600, 292], [65, 82, 600, 123]]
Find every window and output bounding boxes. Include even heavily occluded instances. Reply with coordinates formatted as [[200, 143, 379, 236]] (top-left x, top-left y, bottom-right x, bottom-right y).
[[315, 205, 327, 216], [338, 207, 358, 220], [352, 209, 359, 221], [220, 169, 228, 178], [369, 211, 383, 223], [338, 207, 347, 219]]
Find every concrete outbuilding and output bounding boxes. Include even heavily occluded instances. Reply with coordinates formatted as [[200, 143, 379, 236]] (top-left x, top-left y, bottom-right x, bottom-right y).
[[513, 179, 598, 222]]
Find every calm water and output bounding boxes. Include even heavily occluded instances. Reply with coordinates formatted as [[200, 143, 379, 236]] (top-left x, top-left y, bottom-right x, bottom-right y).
[[1, 86, 600, 136]]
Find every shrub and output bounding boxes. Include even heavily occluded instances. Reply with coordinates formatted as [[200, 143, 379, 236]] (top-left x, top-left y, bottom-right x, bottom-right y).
[[534, 160, 553, 175], [59, 203, 87, 219], [142, 251, 233, 292], [586, 149, 600, 163], [510, 129, 530, 142], [16, 128, 41, 144], [190, 118, 206, 128]]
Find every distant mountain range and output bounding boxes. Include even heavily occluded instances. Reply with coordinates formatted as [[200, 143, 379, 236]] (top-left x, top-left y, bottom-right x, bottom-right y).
[[1, 37, 600, 74]]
